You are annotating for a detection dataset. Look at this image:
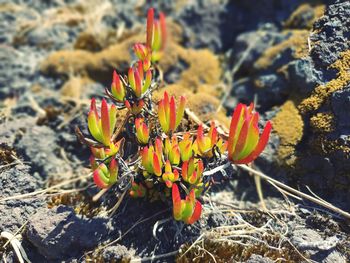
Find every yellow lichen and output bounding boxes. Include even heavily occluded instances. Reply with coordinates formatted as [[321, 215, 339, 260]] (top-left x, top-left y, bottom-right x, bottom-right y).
[[284, 3, 325, 29], [255, 30, 309, 69], [310, 112, 335, 133], [299, 50, 350, 113], [310, 135, 350, 157], [272, 100, 304, 165]]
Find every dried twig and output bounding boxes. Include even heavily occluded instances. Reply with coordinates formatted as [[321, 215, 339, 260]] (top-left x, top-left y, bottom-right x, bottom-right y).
[[237, 164, 350, 219], [1, 231, 31, 263], [130, 250, 179, 263], [0, 173, 91, 203]]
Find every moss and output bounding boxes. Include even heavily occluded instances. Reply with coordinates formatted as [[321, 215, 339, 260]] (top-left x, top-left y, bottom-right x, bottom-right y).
[[177, 236, 307, 263], [60, 76, 94, 99], [272, 100, 304, 166], [41, 20, 220, 92], [310, 112, 335, 133], [284, 3, 325, 29], [74, 32, 103, 52], [160, 44, 221, 91], [40, 33, 142, 82], [187, 92, 229, 128], [47, 192, 102, 217], [255, 30, 309, 69], [299, 50, 350, 113], [310, 135, 350, 157], [0, 144, 17, 165]]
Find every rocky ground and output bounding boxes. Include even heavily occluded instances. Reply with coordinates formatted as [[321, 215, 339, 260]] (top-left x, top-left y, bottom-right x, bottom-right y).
[[0, 0, 349, 262]]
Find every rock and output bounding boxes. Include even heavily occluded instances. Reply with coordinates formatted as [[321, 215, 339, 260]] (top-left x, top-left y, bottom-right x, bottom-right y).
[[310, 2, 350, 69], [0, 46, 39, 98], [293, 1, 350, 202], [285, 58, 321, 96], [176, 0, 315, 52], [15, 122, 73, 177], [291, 228, 345, 262], [177, 1, 230, 52], [26, 206, 113, 260], [0, 164, 43, 232], [231, 26, 287, 75], [246, 254, 274, 263], [331, 87, 350, 130]]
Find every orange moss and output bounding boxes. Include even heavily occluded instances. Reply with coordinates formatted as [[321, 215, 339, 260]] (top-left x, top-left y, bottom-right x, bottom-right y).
[[187, 92, 229, 128], [255, 30, 309, 69], [41, 20, 220, 92], [159, 42, 222, 91], [40, 33, 143, 81], [284, 3, 325, 29], [272, 101, 304, 165], [310, 112, 335, 133], [74, 32, 103, 51], [177, 237, 306, 263], [299, 51, 350, 113], [60, 76, 94, 99]]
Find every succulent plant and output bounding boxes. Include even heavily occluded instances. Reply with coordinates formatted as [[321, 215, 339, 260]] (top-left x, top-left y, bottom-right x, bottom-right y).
[[172, 184, 202, 224], [88, 98, 117, 147], [128, 61, 152, 98], [158, 91, 186, 134], [227, 103, 272, 164], [79, 8, 272, 225], [93, 158, 118, 189], [146, 8, 166, 62], [135, 118, 149, 145]]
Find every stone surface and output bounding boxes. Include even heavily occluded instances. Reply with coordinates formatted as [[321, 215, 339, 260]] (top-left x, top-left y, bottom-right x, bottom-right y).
[[0, 165, 43, 232], [26, 206, 113, 260]]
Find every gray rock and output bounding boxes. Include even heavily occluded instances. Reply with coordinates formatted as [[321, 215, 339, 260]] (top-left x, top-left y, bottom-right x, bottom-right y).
[[291, 228, 345, 262], [0, 164, 43, 232], [177, 0, 230, 52], [246, 254, 274, 263], [286, 58, 321, 95], [228, 73, 288, 111], [15, 122, 72, 177], [322, 250, 347, 263], [26, 206, 113, 260], [310, 2, 350, 69], [232, 28, 286, 74], [331, 87, 350, 130]]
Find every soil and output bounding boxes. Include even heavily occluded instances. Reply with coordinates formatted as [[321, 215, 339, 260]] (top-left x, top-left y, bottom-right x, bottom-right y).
[[0, 0, 349, 262]]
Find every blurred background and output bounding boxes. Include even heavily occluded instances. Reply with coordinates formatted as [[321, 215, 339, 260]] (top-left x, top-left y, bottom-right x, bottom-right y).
[[1, 0, 350, 262]]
